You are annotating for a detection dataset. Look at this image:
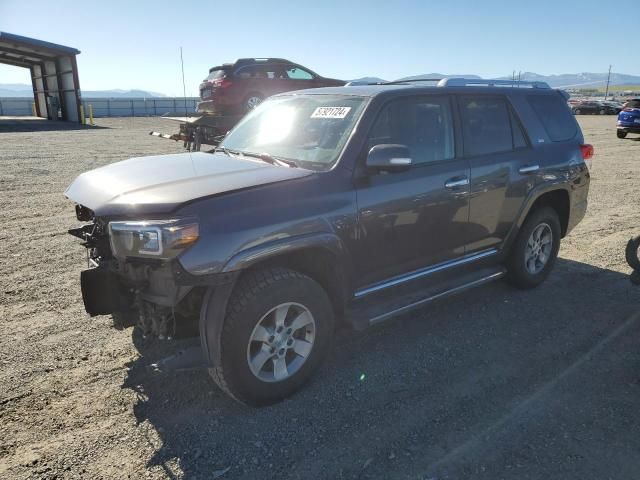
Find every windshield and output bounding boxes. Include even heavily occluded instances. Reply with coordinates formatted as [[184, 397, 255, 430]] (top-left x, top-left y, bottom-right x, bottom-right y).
[[220, 94, 367, 171]]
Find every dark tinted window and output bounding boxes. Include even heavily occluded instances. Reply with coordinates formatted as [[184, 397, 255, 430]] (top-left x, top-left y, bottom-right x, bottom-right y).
[[527, 94, 577, 142], [459, 96, 513, 156], [626, 99, 640, 108], [367, 96, 454, 164]]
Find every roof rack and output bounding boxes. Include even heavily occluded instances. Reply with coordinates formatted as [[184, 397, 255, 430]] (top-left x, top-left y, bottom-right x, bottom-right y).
[[437, 78, 551, 89]]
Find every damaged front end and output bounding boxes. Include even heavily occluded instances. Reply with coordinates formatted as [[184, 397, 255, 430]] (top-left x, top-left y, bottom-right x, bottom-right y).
[[68, 207, 203, 338]]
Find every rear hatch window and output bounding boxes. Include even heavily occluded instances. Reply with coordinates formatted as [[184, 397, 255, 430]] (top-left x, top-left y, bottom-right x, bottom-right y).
[[527, 94, 577, 142], [625, 99, 640, 109], [206, 68, 227, 81]]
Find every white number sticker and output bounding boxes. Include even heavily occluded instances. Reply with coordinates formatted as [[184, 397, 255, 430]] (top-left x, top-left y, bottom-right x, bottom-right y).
[[310, 106, 351, 119]]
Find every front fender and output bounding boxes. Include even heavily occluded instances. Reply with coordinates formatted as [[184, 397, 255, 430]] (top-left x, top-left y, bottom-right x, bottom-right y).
[[221, 232, 350, 273]]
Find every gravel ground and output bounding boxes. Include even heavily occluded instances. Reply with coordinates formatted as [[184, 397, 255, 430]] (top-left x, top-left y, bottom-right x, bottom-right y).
[[0, 116, 639, 480]]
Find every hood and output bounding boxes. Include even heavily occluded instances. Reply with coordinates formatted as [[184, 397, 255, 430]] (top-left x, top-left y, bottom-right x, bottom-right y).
[[65, 152, 312, 217]]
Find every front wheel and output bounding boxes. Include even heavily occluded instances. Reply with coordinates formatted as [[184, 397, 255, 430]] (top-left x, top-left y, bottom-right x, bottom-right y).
[[626, 235, 640, 271], [617, 130, 628, 139], [505, 207, 561, 289], [209, 268, 334, 406]]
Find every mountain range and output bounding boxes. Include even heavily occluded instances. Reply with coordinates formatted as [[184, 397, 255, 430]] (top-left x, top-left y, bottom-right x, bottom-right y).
[[352, 72, 640, 88], [0, 84, 166, 98], [2, 72, 640, 97]]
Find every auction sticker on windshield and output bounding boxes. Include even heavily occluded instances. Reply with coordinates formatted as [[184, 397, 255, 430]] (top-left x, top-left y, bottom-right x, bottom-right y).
[[311, 106, 351, 119]]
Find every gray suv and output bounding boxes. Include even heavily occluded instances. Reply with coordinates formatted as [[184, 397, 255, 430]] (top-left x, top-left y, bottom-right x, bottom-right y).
[[66, 78, 591, 405]]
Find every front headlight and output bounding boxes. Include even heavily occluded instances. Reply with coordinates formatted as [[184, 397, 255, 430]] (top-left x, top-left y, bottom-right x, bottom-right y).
[[108, 218, 199, 260]]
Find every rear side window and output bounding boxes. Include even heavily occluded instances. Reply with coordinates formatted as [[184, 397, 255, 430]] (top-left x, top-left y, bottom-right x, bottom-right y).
[[626, 99, 640, 109], [367, 96, 455, 165], [527, 94, 577, 142], [459, 96, 514, 156]]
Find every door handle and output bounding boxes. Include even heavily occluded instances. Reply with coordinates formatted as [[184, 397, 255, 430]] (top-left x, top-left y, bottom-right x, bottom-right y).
[[444, 176, 470, 189], [519, 164, 540, 174]]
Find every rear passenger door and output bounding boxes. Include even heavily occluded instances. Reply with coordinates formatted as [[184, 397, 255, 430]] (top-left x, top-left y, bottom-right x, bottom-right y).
[[458, 95, 532, 252], [354, 95, 471, 286]]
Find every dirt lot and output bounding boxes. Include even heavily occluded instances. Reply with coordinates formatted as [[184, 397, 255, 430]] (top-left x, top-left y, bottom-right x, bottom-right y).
[[1, 116, 639, 480]]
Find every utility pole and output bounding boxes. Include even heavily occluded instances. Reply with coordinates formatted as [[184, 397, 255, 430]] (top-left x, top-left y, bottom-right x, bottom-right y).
[[604, 64, 612, 100]]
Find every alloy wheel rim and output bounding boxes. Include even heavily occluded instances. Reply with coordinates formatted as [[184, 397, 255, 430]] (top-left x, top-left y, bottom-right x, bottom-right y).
[[525, 223, 553, 274], [247, 96, 262, 109], [246, 302, 316, 383]]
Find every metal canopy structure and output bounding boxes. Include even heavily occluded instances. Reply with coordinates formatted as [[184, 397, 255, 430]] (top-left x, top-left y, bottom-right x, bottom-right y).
[[0, 32, 82, 122]]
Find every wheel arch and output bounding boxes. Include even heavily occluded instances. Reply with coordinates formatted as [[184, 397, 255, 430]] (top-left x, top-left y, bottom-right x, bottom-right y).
[[225, 234, 351, 319], [503, 186, 571, 254]]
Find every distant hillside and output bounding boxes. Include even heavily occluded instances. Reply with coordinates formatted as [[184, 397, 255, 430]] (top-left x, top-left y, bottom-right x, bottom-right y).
[[0, 84, 166, 98], [398, 73, 482, 81], [497, 72, 640, 88]]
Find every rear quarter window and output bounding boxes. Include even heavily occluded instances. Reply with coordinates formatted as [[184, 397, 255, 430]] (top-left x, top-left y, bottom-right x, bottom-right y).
[[527, 94, 577, 142]]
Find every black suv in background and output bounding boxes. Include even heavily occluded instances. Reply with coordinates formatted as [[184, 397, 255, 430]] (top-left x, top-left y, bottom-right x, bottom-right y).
[[198, 58, 345, 114], [67, 78, 591, 405]]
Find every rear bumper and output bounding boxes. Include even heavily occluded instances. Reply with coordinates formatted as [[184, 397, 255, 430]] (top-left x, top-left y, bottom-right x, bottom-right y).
[[617, 123, 640, 133]]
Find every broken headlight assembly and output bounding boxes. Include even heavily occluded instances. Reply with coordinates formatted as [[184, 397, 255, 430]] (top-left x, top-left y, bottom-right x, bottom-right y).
[[108, 218, 199, 260]]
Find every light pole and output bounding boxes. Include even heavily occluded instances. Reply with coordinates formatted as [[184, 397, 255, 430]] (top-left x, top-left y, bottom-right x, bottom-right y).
[[604, 65, 612, 100]]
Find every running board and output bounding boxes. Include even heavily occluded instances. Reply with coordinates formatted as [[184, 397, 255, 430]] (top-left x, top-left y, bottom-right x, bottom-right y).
[[348, 266, 506, 330]]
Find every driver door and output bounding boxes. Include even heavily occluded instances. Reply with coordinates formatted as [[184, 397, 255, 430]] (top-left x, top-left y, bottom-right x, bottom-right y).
[[353, 95, 471, 287]]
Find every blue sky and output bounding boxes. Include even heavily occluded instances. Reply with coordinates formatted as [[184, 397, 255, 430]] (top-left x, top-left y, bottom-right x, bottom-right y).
[[0, 0, 630, 96]]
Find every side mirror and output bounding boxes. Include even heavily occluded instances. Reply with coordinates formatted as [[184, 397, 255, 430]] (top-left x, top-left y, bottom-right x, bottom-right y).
[[366, 144, 412, 173]]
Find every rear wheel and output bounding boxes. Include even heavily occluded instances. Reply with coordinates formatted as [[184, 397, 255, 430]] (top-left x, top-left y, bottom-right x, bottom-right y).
[[506, 207, 561, 289], [617, 130, 628, 139], [574, 108, 582, 115], [625, 235, 640, 271], [209, 268, 334, 406], [244, 93, 263, 112]]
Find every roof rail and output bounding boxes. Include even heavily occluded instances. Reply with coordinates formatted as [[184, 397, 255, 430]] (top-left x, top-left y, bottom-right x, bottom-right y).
[[383, 78, 443, 85], [235, 58, 293, 65], [437, 78, 551, 89]]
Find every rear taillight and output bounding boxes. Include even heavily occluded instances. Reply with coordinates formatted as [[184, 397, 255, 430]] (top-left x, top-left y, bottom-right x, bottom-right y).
[[580, 144, 594, 160]]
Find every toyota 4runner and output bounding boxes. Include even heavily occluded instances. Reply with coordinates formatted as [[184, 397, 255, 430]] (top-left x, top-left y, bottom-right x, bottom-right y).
[[66, 78, 591, 405]]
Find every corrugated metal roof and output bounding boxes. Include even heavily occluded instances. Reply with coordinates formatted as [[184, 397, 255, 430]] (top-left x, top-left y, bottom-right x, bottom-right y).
[[0, 32, 80, 57]]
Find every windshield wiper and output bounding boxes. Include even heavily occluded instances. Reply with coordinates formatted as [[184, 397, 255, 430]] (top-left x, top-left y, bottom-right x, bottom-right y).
[[238, 151, 298, 168], [214, 146, 239, 157]]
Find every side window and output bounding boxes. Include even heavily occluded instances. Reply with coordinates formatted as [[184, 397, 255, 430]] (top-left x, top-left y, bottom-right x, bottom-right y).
[[235, 65, 266, 79], [367, 96, 455, 165], [527, 94, 577, 142], [459, 96, 513, 156], [286, 67, 314, 80]]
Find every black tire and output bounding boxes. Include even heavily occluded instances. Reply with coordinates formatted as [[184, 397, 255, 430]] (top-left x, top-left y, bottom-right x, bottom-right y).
[[111, 310, 137, 330], [574, 108, 581, 115], [505, 207, 561, 289], [209, 267, 334, 406], [617, 130, 628, 139], [243, 93, 263, 113], [630, 270, 640, 286], [625, 235, 640, 271], [599, 109, 606, 115]]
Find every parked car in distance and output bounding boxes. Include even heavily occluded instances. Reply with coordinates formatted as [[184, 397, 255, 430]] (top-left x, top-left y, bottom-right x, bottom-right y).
[[571, 100, 618, 115], [602, 101, 623, 113], [617, 98, 640, 138], [197, 58, 345, 115], [66, 78, 591, 405]]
